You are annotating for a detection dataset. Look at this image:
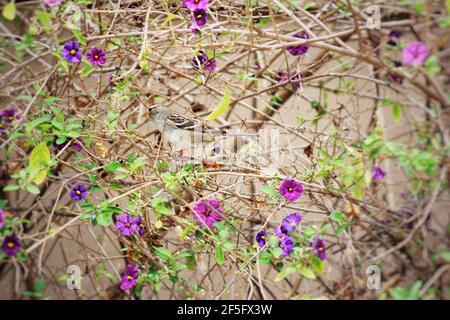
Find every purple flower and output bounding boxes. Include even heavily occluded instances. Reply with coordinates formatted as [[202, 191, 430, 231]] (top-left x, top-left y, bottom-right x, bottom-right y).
[[86, 47, 106, 66], [0, 108, 19, 124], [282, 213, 302, 233], [56, 137, 83, 152], [43, 0, 63, 7], [69, 184, 87, 201], [278, 71, 302, 89], [287, 32, 310, 56], [388, 30, 401, 38], [183, 0, 209, 11], [193, 53, 208, 69], [134, 216, 145, 237], [275, 225, 289, 238], [0, 108, 19, 134], [255, 231, 267, 247], [193, 198, 223, 228], [203, 57, 216, 72], [116, 214, 138, 236], [120, 264, 139, 291], [278, 179, 304, 202], [191, 24, 201, 34], [279, 235, 294, 256], [109, 75, 120, 88], [61, 41, 82, 64], [387, 30, 401, 46], [402, 41, 429, 66], [192, 9, 207, 27], [2, 234, 21, 257], [310, 237, 327, 260], [372, 166, 386, 181], [389, 72, 404, 84], [0, 210, 5, 229]]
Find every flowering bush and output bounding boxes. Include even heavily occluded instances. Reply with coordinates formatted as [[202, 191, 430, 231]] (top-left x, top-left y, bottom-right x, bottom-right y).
[[0, 0, 448, 301]]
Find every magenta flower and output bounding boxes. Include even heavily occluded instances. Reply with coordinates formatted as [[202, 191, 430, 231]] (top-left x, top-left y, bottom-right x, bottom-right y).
[[255, 231, 267, 247], [184, 0, 209, 11], [372, 166, 386, 181], [193, 198, 223, 228], [43, 0, 63, 7], [61, 41, 82, 63], [69, 184, 87, 201], [203, 57, 216, 72], [282, 213, 302, 233], [279, 235, 294, 256], [310, 236, 327, 260], [86, 47, 107, 66], [116, 214, 137, 236], [2, 234, 21, 257], [0, 210, 5, 229], [287, 32, 310, 56], [133, 216, 145, 237], [278, 179, 304, 202], [402, 41, 429, 65], [192, 9, 207, 27], [119, 264, 139, 291]]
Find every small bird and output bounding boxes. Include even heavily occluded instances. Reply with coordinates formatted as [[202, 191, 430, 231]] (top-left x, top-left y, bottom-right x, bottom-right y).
[[148, 105, 256, 157]]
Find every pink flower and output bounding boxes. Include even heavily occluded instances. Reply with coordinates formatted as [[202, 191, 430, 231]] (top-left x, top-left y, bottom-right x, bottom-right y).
[[402, 42, 429, 65], [43, 0, 63, 7], [192, 198, 223, 228]]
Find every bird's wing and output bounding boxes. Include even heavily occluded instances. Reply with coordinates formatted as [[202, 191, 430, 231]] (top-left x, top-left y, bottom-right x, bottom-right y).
[[166, 113, 203, 131]]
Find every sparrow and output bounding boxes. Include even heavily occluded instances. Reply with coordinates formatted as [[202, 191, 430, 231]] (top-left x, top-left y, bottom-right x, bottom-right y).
[[148, 105, 256, 154]]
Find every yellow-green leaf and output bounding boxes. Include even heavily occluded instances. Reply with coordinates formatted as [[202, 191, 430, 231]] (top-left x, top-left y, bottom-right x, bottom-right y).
[[298, 266, 316, 280], [206, 86, 231, 121], [29, 142, 51, 185], [2, 2, 16, 21]]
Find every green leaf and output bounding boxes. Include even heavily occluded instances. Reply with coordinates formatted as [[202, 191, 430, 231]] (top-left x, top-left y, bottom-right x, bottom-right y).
[[96, 212, 113, 227], [215, 244, 224, 265], [330, 211, 345, 223], [298, 266, 316, 280], [29, 142, 51, 185], [2, 2, 16, 21], [206, 86, 231, 121], [35, 10, 52, 32], [151, 198, 172, 216], [274, 266, 296, 282], [335, 223, 353, 235], [105, 162, 122, 172], [81, 64, 94, 78], [72, 29, 86, 46], [26, 184, 41, 194], [391, 102, 403, 123], [271, 247, 283, 259], [425, 55, 441, 75], [432, 250, 450, 262], [154, 247, 174, 262], [258, 251, 272, 264], [310, 255, 324, 273], [3, 184, 20, 192], [34, 279, 46, 293]]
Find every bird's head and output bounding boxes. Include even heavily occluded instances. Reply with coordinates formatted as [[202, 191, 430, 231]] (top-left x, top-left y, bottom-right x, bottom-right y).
[[148, 105, 165, 120]]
